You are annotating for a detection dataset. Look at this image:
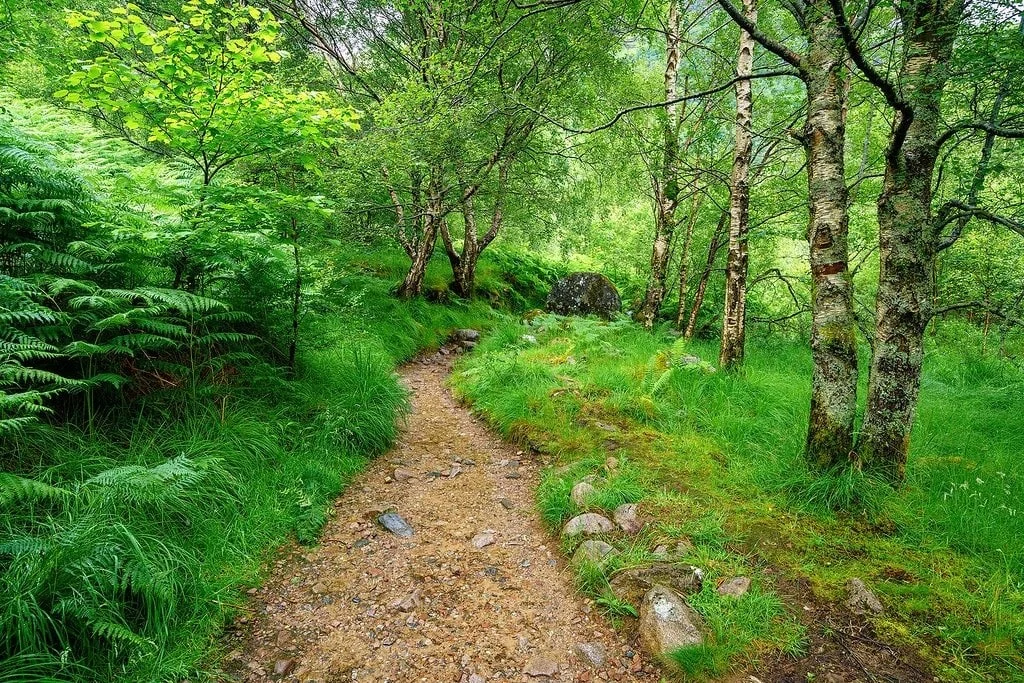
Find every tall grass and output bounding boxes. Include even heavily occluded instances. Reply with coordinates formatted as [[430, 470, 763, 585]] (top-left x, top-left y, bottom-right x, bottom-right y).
[[0, 238, 553, 680], [453, 314, 1024, 680], [0, 347, 406, 680]]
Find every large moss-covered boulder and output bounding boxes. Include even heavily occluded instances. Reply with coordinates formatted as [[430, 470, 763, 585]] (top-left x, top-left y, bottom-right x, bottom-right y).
[[546, 272, 621, 319]]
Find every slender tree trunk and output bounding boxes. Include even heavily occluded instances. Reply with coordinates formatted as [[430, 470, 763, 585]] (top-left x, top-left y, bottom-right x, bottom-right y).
[[803, 1, 858, 469], [719, 0, 757, 369], [636, 0, 682, 330], [675, 192, 701, 328], [288, 218, 301, 377], [859, 0, 963, 482], [390, 168, 443, 300], [685, 211, 728, 339]]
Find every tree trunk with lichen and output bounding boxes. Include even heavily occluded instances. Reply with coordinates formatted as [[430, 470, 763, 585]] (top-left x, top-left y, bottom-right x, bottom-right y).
[[636, 0, 682, 330], [803, 0, 858, 470], [441, 164, 508, 299], [858, 0, 963, 483], [719, 0, 756, 369], [393, 169, 444, 299]]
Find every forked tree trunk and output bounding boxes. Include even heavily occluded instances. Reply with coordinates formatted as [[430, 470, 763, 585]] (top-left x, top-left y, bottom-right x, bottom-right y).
[[391, 169, 445, 299], [719, 0, 757, 369], [858, 0, 963, 482], [636, 0, 682, 330], [441, 163, 509, 299], [803, 0, 858, 469], [684, 211, 727, 339]]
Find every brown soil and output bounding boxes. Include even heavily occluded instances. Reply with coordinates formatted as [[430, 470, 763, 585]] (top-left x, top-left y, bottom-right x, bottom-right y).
[[222, 353, 662, 682], [733, 575, 936, 683]]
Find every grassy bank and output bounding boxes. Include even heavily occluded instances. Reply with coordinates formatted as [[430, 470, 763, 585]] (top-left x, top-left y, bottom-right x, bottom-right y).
[[0, 245, 552, 681], [451, 315, 1024, 681]]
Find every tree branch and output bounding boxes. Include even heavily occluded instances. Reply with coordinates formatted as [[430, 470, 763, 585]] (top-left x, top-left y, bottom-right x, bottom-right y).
[[716, 0, 805, 72]]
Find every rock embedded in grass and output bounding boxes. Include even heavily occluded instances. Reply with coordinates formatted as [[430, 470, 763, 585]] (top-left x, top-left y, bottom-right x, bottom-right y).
[[570, 480, 597, 506], [845, 578, 884, 614], [571, 539, 617, 567], [613, 503, 643, 534], [562, 512, 615, 537], [545, 271, 622, 319], [451, 328, 481, 342], [651, 539, 693, 561], [638, 585, 704, 657], [717, 576, 751, 597], [609, 563, 703, 607]]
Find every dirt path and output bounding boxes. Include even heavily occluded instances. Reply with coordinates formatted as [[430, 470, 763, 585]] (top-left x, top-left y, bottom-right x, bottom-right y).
[[224, 353, 663, 682]]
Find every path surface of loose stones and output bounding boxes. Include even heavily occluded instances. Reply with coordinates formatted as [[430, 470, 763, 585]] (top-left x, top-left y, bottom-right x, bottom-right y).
[[226, 354, 661, 682]]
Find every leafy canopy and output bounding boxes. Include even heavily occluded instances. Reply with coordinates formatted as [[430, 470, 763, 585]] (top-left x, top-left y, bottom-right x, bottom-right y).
[[57, 1, 359, 182]]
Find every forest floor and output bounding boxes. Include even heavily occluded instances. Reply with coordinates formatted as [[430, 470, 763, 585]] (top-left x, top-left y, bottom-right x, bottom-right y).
[[223, 349, 663, 682], [222, 345, 942, 683]]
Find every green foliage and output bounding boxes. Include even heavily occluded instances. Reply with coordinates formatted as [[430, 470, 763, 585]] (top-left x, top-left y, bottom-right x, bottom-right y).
[[58, 1, 356, 182]]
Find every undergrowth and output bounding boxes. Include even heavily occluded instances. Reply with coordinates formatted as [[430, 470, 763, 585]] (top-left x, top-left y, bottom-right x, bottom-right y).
[[452, 313, 1024, 681]]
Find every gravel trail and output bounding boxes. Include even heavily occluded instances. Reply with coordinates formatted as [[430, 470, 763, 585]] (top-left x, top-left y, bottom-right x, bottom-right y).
[[225, 353, 663, 683]]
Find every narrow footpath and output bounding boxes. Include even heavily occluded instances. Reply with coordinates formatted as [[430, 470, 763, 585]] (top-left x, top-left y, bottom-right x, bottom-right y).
[[224, 352, 663, 682]]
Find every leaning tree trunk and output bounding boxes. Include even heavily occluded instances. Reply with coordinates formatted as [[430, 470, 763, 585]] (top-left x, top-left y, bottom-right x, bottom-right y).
[[396, 173, 444, 299], [858, 0, 961, 483], [684, 211, 727, 339], [719, 0, 757, 369], [803, 1, 859, 469], [636, 0, 682, 330]]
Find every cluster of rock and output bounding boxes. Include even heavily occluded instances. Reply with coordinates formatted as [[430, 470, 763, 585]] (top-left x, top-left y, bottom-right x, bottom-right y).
[[450, 328, 480, 351], [556, 463, 889, 671], [557, 464, 753, 664]]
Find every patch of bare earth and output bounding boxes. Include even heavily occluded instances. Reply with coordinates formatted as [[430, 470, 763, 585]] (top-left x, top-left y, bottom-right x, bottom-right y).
[[222, 353, 662, 682]]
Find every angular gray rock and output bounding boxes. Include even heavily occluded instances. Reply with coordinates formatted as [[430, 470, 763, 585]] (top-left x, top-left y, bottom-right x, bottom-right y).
[[717, 576, 751, 597], [638, 585, 704, 656], [546, 272, 621, 319], [561, 513, 615, 537], [613, 503, 642, 534], [574, 641, 607, 667], [570, 480, 597, 507], [609, 563, 703, 607], [571, 539, 617, 567], [845, 578, 883, 614], [471, 530, 496, 549], [377, 511, 414, 538], [451, 328, 481, 342], [523, 653, 559, 676]]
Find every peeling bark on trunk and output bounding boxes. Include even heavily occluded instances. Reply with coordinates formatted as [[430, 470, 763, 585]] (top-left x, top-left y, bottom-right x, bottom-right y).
[[684, 211, 728, 339], [636, 0, 682, 330], [858, 0, 963, 482], [803, 1, 858, 469], [719, 0, 757, 369], [391, 169, 445, 300]]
